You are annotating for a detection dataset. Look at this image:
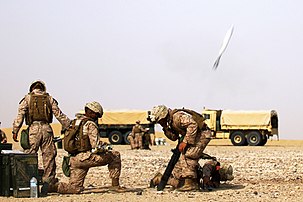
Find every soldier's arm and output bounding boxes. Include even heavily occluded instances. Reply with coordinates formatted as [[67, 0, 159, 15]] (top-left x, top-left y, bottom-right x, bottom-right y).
[[50, 96, 71, 130], [180, 114, 198, 145], [162, 127, 178, 141], [86, 121, 99, 149], [12, 96, 28, 135]]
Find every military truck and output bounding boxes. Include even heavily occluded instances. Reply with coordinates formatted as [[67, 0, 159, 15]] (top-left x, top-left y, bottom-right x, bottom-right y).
[[201, 109, 279, 146], [98, 110, 155, 145]]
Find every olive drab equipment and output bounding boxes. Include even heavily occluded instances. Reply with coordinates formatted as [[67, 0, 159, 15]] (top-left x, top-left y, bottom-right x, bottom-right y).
[[25, 93, 53, 125], [63, 118, 92, 154], [172, 108, 206, 130]]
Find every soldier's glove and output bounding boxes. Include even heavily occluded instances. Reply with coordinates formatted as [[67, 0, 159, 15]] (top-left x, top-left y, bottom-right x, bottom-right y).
[[178, 142, 187, 153], [12, 133, 19, 142]]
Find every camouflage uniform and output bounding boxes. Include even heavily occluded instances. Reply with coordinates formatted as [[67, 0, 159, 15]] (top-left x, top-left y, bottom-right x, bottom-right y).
[[127, 132, 136, 149], [12, 88, 70, 184], [132, 123, 145, 149], [201, 160, 221, 188], [163, 110, 211, 185], [58, 115, 121, 194]]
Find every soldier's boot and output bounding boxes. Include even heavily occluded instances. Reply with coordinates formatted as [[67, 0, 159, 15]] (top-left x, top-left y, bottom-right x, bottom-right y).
[[40, 178, 59, 196], [149, 172, 162, 188], [110, 178, 127, 192], [202, 176, 214, 191], [177, 178, 199, 192]]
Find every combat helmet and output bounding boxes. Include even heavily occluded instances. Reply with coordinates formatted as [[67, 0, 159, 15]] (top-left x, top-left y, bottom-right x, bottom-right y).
[[85, 101, 103, 117], [149, 105, 169, 123], [29, 80, 46, 92], [219, 164, 234, 181]]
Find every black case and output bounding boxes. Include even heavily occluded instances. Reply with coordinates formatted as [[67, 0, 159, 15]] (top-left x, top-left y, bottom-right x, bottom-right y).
[[0, 143, 12, 152], [0, 153, 38, 198]]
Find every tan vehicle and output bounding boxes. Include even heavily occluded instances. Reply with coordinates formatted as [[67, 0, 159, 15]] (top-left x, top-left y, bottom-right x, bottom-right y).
[[202, 109, 279, 146], [98, 110, 155, 144]]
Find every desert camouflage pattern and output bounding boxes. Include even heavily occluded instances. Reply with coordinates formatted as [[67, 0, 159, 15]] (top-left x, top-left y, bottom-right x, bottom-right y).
[[127, 132, 136, 149], [12, 89, 71, 184], [132, 123, 145, 149], [164, 110, 211, 179], [202, 160, 220, 188], [58, 116, 121, 194]]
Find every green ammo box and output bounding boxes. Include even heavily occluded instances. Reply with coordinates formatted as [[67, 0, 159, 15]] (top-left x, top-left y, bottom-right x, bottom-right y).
[[0, 152, 38, 198]]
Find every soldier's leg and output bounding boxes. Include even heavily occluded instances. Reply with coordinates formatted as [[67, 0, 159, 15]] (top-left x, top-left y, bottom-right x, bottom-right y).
[[176, 156, 199, 191], [58, 167, 89, 194], [134, 133, 140, 149], [40, 124, 57, 184], [83, 151, 122, 187], [127, 136, 135, 149], [25, 123, 43, 154], [138, 133, 143, 149]]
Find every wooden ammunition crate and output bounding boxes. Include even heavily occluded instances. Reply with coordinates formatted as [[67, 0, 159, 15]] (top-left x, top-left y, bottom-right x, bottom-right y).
[[0, 152, 38, 198]]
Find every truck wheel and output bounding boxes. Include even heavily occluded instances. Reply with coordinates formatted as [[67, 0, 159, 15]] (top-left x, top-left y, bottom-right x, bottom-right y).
[[109, 131, 123, 145], [247, 131, 262, 146], [259, 135, 268, 146], [123, 131, 132, 144], [230, 131, 247, 146]]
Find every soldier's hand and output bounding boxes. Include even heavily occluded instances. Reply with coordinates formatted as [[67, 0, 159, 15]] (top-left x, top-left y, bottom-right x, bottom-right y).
[[178, 142, 187, 153], [13, 133, 19, 142]]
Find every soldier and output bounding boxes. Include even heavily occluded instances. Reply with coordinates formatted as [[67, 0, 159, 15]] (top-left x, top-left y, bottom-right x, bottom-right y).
[[148, 105, 212, 191], [132, 120, 146, 149], [12, 80, 71, 195], [142, 128, 152, 150], [150, 160, 234, 191], [200, 160, 234, 190], [57, 101, 123, 194]]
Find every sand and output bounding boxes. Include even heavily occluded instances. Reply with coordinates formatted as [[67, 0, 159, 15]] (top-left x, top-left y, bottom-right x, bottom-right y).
[[1, 139, 303, 202]]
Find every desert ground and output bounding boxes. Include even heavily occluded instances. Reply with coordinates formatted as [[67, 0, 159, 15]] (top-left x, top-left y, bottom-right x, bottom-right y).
[[1, 139, 303, 202]]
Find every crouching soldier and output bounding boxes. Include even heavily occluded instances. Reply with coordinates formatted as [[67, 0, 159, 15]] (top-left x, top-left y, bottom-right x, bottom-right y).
[[199, 160, 234, 191], [150, 160, 234, 191], [56, 101, 124, 194]]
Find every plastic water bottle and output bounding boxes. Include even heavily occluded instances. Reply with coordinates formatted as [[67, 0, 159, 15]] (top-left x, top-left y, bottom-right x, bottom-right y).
[[30, 177, 38, 198]]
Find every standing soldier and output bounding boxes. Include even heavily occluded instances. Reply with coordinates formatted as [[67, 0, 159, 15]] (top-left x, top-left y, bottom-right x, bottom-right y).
[[148, 105, 212, 191], [12, 80, 71, 195], [57, 101, 124, 194], [132, 120, 146, 149]]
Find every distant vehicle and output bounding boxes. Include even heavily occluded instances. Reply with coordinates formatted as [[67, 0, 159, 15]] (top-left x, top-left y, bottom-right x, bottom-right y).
[[98, 110, 155, 145], [201, 109, 279, 146]]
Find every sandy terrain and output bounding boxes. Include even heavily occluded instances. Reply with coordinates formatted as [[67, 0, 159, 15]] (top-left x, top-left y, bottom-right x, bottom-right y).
[[1, 139, 303, 202]]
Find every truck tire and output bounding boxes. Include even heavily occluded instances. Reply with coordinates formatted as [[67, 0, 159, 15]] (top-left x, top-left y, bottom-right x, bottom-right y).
[[123, 131, 132, 144], [259, 135, 268, 146], [247, 131, 262, 146], [109, 131, 123, 145], [230, 131, 247, 146]]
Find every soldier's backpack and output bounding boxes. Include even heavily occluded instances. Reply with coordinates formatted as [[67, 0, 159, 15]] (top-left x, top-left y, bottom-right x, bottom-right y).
[[25, 93, 53, 125], [63, 118, 92, 154], [172, 108, 206, 130]]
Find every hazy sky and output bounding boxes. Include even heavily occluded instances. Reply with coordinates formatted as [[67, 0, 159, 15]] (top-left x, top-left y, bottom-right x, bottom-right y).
[[1, 1, 302, 140]]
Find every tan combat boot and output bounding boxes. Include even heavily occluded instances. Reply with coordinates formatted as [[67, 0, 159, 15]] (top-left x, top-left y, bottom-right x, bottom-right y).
[[110, 178, 127, 192], [149, 172, 163, 188], [177, 178, 199, 192]]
